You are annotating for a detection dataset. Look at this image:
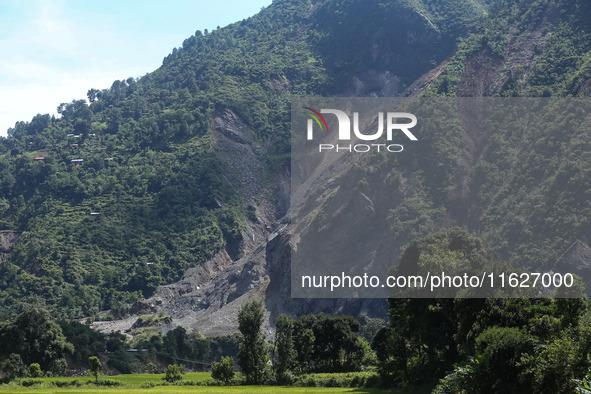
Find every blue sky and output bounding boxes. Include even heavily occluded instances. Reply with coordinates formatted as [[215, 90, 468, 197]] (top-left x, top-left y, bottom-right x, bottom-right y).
[[0, 0, 272, 136]]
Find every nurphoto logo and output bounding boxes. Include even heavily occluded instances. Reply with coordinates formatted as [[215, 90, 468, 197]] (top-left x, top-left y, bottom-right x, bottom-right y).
[[304, 106, 418, 153]]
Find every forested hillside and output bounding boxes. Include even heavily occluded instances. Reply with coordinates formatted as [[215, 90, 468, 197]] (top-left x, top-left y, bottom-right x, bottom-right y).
[[417, 0, 591, 273], [0, 0, 492, 319]]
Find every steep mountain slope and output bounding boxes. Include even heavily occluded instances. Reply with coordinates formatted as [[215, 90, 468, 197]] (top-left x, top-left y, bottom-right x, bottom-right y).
[[287, 0, 591, 297], [95, 0, 591, 335], [0, 0, 490, 323], [424, 0, 591, 277], [172, 0, 591, 334]]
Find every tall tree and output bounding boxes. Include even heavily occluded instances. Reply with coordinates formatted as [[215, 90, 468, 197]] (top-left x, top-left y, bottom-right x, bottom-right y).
[[274, 314, 296, 374], [237, 299, 267, 384], [299, 329, 315, 372], [88, 356, 102, 382]]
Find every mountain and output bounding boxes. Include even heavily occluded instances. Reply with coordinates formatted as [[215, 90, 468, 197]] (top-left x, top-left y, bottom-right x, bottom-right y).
[[0, 0, 491, 323], [1, 0, 591, 337]]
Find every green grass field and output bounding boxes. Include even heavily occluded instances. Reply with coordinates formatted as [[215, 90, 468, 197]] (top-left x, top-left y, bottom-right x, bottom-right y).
[[0, 372, 434, 393], [0, 387, 386, 393]]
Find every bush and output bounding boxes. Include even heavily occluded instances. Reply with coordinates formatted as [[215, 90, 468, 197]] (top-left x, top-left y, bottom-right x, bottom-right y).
[[163, 364, 184, 383], [433, 359, 476, 394], [28, 363, 43, 378], [178, 380, 204, 386], [52, 380, 81, 388], [364, 374, 381, 388], [211, 356, 235, 385], [275, 370, 296, 386], [350, 375, 365, 387], [20, 379, 42, 387], [93, 379, 123, 387], [144, 361, 158, 374], [49, 358, 67, 377], [519, 336, 578, 393], [324, 376, 345, 387], [2, 353, 27, 379], [303, 376, 317, 387]]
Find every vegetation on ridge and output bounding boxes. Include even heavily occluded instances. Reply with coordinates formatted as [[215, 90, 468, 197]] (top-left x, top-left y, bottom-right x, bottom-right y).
[[0, 0, 489, 318]]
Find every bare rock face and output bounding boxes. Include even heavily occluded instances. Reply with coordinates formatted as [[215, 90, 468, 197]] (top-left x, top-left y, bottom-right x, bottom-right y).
[[147, 245, 271, 337], [556, 237, 591, 285], [346, 70, 401, 97], [140, 107, 285, 336], [137, 222, 387, 337], [92, 132, 388, 337], [0, 232, 18, 263]]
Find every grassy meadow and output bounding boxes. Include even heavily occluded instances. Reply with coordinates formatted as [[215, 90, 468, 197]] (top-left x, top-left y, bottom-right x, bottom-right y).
[[0, 372, 434, 393]]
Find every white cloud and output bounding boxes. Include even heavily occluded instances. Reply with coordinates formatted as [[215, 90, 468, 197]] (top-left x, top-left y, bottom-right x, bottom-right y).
[[31, 0, 78, 54]]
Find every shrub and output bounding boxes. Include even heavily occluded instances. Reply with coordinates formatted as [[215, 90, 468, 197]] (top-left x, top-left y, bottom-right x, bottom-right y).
[[20, 379, 42, 387], [52, 380, 81, 388], [28, 363, 43, 378], [275, 370, 296, 386], [2, 353, 27, 379], [93, 379, 123, 387], [350, 375, 365, 387], [324, 376, 345, 387], [49, 358, 67, 376], [144, 361, 158, 374], [364, 374, 381, 388], [304, 376, 317, 387], [163, 363, 184, 383], [433, 359, 476, 394], [178, 380, 203, 386], [211, 356, 235, 385]]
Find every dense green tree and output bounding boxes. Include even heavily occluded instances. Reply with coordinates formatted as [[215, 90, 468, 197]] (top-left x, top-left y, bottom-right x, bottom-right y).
[[371, 327, 410, 385], [298, 328, 315, 373], [473, 327, 535, 392], [291, 313, 367, 373], [211, 356, 235, 385], [106, 350, 141, 374], [519, 335, 580, 394], [389, 229, 591, 391], [358, 315, 386, 343], [311, 315, 364, 371], [273, 314, 296, 374], [59, 321, 105, 363], [7, 303, 73, 372], [237, 299, 268, 384]]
